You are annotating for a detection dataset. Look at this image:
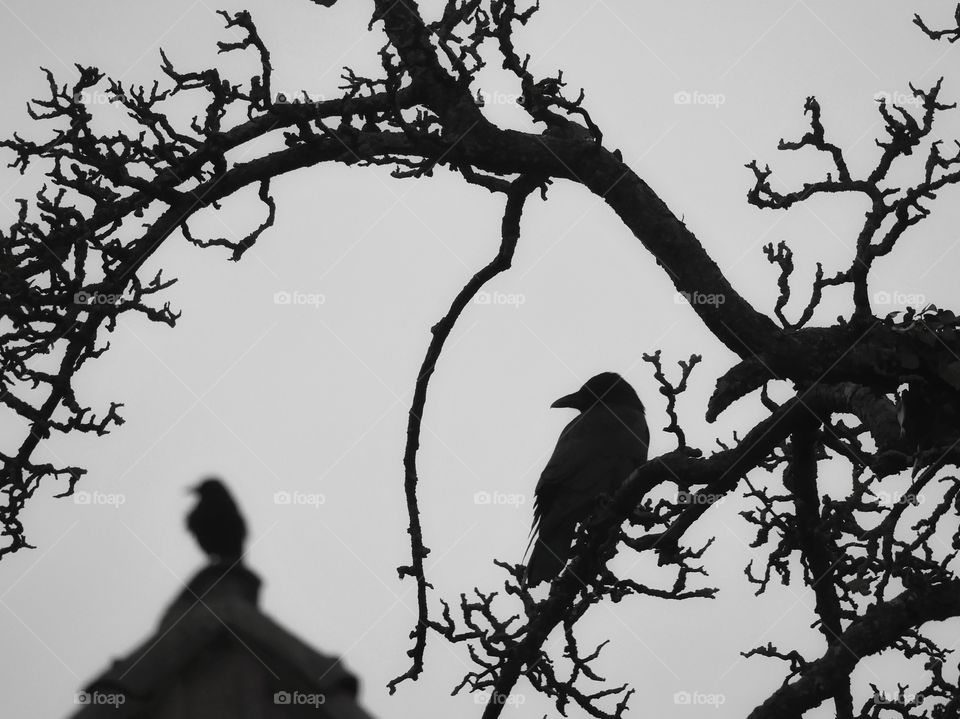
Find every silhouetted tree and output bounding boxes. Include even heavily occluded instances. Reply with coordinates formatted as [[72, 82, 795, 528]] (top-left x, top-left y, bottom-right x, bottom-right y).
[[3, 3, 960, 717]]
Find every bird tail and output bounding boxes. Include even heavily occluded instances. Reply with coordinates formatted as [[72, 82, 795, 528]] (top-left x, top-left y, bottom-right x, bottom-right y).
[[521, 518, 539, 565], [523, 522, 575, 587]]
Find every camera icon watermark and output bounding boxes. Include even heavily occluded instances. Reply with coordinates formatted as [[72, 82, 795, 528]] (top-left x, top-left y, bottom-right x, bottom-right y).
[[274, 690, 326, 706], [474, 692, 526, 706], [675, 291, 725, 307], [75, 291, 123, 306], [676, 490, 724, 506], [674, 690, 726, 707], [72, 90, 122, 105], [274, 90, 326, 105], [474, 291, 526, 308], [274, 490, 326, 509], [273, 290, 326, 308], [473, 491, 526, 508], [475, 89, 525, 107], [875, 491, 924, 508], [872, 290, 926, 306], [75, 691, 126, 707], [673, 90, 726, 109], [872, 689, 923, 707], [74, 491, 126, 508], [873, 90, 922, 108]]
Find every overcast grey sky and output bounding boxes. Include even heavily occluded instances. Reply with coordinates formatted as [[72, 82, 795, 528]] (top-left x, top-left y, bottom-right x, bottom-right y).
[[2, 2, 960, 718]]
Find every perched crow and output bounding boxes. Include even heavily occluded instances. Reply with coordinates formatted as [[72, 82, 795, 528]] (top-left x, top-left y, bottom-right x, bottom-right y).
[[524, 373, 649, 586], [186, 478, 247, 563]]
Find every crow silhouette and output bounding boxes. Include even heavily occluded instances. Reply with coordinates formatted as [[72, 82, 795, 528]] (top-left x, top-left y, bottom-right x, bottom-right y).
[[186, 478, 247, 563], [524, 373, 649, 586]]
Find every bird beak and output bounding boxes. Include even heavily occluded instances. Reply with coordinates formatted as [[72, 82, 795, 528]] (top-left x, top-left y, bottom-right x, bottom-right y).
[[550, 390, 582, 409], [186, 484, 200, 494]]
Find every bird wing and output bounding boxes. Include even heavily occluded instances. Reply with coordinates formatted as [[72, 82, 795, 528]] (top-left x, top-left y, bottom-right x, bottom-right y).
[[526, 407, 648, 559], [187, 491, 247, 560], [524, 452, 640, 584], [525, 415, 592, 549]]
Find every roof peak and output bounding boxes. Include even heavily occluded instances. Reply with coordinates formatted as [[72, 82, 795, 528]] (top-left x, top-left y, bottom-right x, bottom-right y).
[[161, 563, 262, 628]]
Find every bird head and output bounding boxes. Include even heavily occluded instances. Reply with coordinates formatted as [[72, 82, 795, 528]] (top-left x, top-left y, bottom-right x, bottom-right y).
[[189, 477, 229, 498], [550, 372, 644, 412]]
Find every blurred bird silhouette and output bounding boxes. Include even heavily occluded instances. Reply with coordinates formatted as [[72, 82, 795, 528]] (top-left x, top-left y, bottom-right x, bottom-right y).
[[524, 373, 649, 586], [187, 478, 247, 564]]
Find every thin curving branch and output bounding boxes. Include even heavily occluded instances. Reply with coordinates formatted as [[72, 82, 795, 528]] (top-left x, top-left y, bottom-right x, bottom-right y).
[[390, 173, 545, 692]]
